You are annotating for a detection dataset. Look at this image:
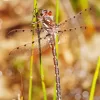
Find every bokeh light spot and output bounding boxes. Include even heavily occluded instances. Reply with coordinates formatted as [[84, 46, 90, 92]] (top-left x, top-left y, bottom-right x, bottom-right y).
[[5, 69, 13, 76], [75, 93, 81, 100], [0, 71, 3, 76], [82, 91, 89, 98]]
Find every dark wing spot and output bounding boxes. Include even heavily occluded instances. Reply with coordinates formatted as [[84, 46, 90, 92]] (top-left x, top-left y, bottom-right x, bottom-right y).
[[79, 12, 82, 15], [15, 30, 17, 32], [69, 29, 72, 31], [74, 28, 76, 30], [65, 20, 67, 22], [85, 9, 87, 11], [90, 8, 92, 11], [80, 26, 82, 28], [32, 41, 34, 44], [24, 44, 26, 46], [59, 31, 63, 33], [73, 16, 75, 18], [64, 30, 66, 32], [22, 30, 25, 32], [17, 47, 19, 49], [39, 38, 42, 40], [58, 31, 61, 33], [85, 26, 87, 29]]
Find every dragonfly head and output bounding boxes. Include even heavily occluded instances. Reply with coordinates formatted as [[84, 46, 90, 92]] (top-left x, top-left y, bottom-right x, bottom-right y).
[[40, 9, 52, 17]]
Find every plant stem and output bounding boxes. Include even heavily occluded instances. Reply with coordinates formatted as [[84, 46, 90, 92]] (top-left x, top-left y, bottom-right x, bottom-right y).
[[28, 0, 37, 100], [28, 56, 33, 100], [89, 57, 100, 100], [35, 5, 47, 100]]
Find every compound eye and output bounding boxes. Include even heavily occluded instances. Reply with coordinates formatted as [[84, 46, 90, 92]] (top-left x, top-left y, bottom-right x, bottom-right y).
[[48, 11, 52, 16]]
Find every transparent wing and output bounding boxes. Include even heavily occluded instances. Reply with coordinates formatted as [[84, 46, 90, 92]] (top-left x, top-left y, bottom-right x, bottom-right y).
[[58, 8, 93, 29], [58, 26, 87, 43], [8, 26, 87, 57], [58, 26, 87, 56], [7, 27, 44, 41], [8, 28, 51, 57]]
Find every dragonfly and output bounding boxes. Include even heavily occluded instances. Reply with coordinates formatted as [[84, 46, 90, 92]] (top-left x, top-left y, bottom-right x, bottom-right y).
[[8, 7, 93, 100], [8, 8, 92, 56]]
